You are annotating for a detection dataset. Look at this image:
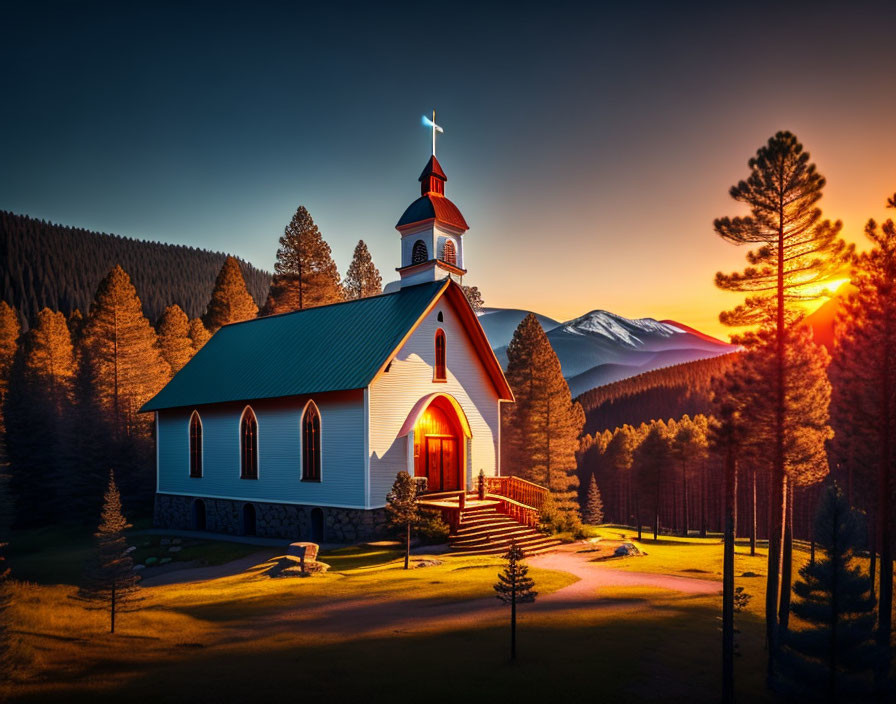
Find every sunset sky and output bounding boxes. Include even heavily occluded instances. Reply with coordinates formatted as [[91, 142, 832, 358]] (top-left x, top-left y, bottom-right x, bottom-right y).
[[2, 1, 894, 339]]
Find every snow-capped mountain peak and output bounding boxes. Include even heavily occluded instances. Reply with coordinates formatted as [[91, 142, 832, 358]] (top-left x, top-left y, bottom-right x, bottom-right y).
[[560, 310, 684, 347]]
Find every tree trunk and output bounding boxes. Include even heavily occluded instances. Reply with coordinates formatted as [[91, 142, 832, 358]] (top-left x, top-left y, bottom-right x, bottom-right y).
[[510, 579, 517, 661], [636, 494, 642, 541], [868, 513, 876, 599], [405, 521, 410, 570], [683, 461, 689, 537], [876, 316, 893, 692], [750, 466, 757, 556], [778, 482, 793, 633], [722, 443, 736, 704], [701, 460, 707, 538]]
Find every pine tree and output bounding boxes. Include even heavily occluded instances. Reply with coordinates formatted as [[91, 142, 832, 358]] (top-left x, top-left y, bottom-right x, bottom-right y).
[[670, 415, 708, 537], [582, 474, 604, 524], [261, 206, 343, 314], [188, 318, 211, 351], [77, 471, 141, 633], [603, 426, 636, 529], [494, 541, 537, 661], [776, 484, 877, 700], [201, 256, 259, 332], [0, 468, 12, 672], [829, 192, 896, 689], [67, 308, 85, 345], [157, 304, 194, 375], [4, 309, 75, 519], [385, 471, 418, 570], [462, 285, 484, 312], [80, 266, 170, 439], [713, 132, 848, 673], [342, 240, 382, 300], [503, 314, 584, 529]]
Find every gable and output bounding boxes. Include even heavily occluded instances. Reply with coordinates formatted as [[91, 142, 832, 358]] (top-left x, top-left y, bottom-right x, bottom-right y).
[[370, 282, 513, 401]]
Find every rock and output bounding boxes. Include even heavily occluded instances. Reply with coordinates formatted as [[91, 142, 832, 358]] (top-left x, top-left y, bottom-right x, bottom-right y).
[[413, 559, 442, 569], [168, 546, 182, 553], [133, 564, 145, 571], [145, 556, 158, 566], [124, 545, 136, 554], [614, 542, 642, 557], [742, 571, 759, 578], [287, 542, 319, 562]]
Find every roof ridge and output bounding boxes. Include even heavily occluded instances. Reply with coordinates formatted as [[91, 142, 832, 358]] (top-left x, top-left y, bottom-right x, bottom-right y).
[[219, 280, 444, 330]]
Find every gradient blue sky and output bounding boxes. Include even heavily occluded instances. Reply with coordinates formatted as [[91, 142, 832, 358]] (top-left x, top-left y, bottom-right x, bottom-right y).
[[3, 1, 894, 337]]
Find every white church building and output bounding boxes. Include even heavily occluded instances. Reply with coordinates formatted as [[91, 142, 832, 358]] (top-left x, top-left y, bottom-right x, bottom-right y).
[[142, 150, 515, 542]]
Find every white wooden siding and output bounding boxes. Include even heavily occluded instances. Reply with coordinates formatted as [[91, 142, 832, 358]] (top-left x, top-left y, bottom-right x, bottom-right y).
[[367, 296, 501, 508], [157, 390, 366, 508]]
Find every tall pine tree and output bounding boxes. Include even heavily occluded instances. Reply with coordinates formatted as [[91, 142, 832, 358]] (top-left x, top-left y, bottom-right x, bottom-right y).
[[503, 314, 584, 527], [80, 266, 170, 440], [157, 304, 194, 375], [0, 302, 18, 412], [262, 206, 343, 314], [634, 421, 672, 541], [714, 132, 848, 673], [343, 240, 382, 300], [201, 256, 259, 332], [582, 474, 604, 524], [829, 191, 896, 688]]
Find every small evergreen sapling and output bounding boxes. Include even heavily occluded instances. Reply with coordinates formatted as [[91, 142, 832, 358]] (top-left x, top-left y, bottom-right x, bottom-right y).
[[583, 474, 604, 525], [494, 542, 537, 661], [77, 471, 141, 633], [776, 484, 876, 699], [385, 471, 418, 570]]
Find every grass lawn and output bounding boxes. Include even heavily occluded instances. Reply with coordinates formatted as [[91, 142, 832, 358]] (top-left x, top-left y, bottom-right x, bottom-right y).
[[8, 525, 876, 703]]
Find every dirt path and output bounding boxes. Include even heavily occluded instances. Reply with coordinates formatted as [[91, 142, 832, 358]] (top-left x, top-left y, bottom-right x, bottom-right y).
[[180, 543, 722, 642], [140, 550, 278, 587], [528, 546, 722, 597]]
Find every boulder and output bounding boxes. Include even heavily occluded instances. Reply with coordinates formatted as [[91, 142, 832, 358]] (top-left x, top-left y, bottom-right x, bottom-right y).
[[168, 546, 182, 553], [614, 542, 642, 557]]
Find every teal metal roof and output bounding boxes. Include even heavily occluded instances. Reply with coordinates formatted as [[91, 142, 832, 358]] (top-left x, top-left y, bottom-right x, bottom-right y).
[[141, 280, 448, 412]]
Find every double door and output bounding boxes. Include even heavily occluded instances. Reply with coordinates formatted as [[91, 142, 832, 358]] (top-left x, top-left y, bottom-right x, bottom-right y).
[[425, 436, 459, 492]]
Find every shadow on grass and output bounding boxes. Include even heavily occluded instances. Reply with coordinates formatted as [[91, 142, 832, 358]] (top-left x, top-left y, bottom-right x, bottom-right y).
[[6, 599, 775, 704]]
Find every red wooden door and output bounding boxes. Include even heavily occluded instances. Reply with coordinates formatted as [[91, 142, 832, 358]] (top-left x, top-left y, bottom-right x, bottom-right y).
[[426, 437, 459, 491]]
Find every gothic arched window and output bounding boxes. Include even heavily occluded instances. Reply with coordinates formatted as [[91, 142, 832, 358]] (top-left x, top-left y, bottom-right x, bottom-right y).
[[412, 240, 427, 265], [189, 411, 202, 478], [302, 401, 321, 481], [442, 239, 457, 266], [240, 407, 258, 479], [434, 329, 446, 381]]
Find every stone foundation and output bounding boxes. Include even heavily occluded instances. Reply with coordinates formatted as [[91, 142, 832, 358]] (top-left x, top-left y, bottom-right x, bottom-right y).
[[154, 493, 388, 543]]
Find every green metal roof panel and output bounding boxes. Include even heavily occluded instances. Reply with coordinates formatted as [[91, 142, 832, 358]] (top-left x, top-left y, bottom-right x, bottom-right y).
[[141, 280, 447, 412]]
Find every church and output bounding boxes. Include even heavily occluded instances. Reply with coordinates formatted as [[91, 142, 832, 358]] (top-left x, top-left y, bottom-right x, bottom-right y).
[[142, 140, 516, 543]]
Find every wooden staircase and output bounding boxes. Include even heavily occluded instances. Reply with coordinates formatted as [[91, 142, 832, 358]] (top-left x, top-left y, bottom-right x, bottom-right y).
[[448, 501, 562, 556], [417, 475, 562, 557]]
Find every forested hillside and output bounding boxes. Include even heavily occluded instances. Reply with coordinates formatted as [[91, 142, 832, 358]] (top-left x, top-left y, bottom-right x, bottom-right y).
[[577, 352, 739, 434], [1, 211, 270, 326]]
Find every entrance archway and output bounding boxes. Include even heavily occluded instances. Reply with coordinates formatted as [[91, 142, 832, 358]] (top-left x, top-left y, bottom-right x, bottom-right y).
[[408, 395, 470, 493]]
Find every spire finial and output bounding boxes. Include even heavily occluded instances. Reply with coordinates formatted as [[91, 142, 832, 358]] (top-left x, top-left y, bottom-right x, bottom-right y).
[[422, 109, 444, 157]]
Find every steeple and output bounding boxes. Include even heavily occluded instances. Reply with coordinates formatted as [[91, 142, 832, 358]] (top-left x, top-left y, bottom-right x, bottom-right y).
[[395, 113, 469, 289]]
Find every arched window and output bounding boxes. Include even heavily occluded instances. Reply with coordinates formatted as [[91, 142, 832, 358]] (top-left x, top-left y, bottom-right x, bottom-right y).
[[302, 401, 321, 481], [434, 329, 446, 381], [412, 239, 427, 264], [240, 407, 258, 479], [189, 411, 202, 477], [442, 239, 457, 266]]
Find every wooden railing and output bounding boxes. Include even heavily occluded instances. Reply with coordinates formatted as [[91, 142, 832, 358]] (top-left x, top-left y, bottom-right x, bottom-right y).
[[483, 475, 549, 512]]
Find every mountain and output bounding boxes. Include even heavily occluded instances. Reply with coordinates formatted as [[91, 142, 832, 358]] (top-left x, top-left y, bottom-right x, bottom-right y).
[[476, 307, 561, 348], [483, 307, 736, 396], [1, 211, 270, 327]]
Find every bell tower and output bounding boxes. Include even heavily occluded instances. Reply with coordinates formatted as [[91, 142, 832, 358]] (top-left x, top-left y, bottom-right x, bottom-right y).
[[395, 112, 469, 288]]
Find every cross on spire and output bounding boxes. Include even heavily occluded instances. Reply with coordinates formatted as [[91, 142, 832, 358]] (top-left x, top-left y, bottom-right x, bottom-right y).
[[422, 109, 444, 157]]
